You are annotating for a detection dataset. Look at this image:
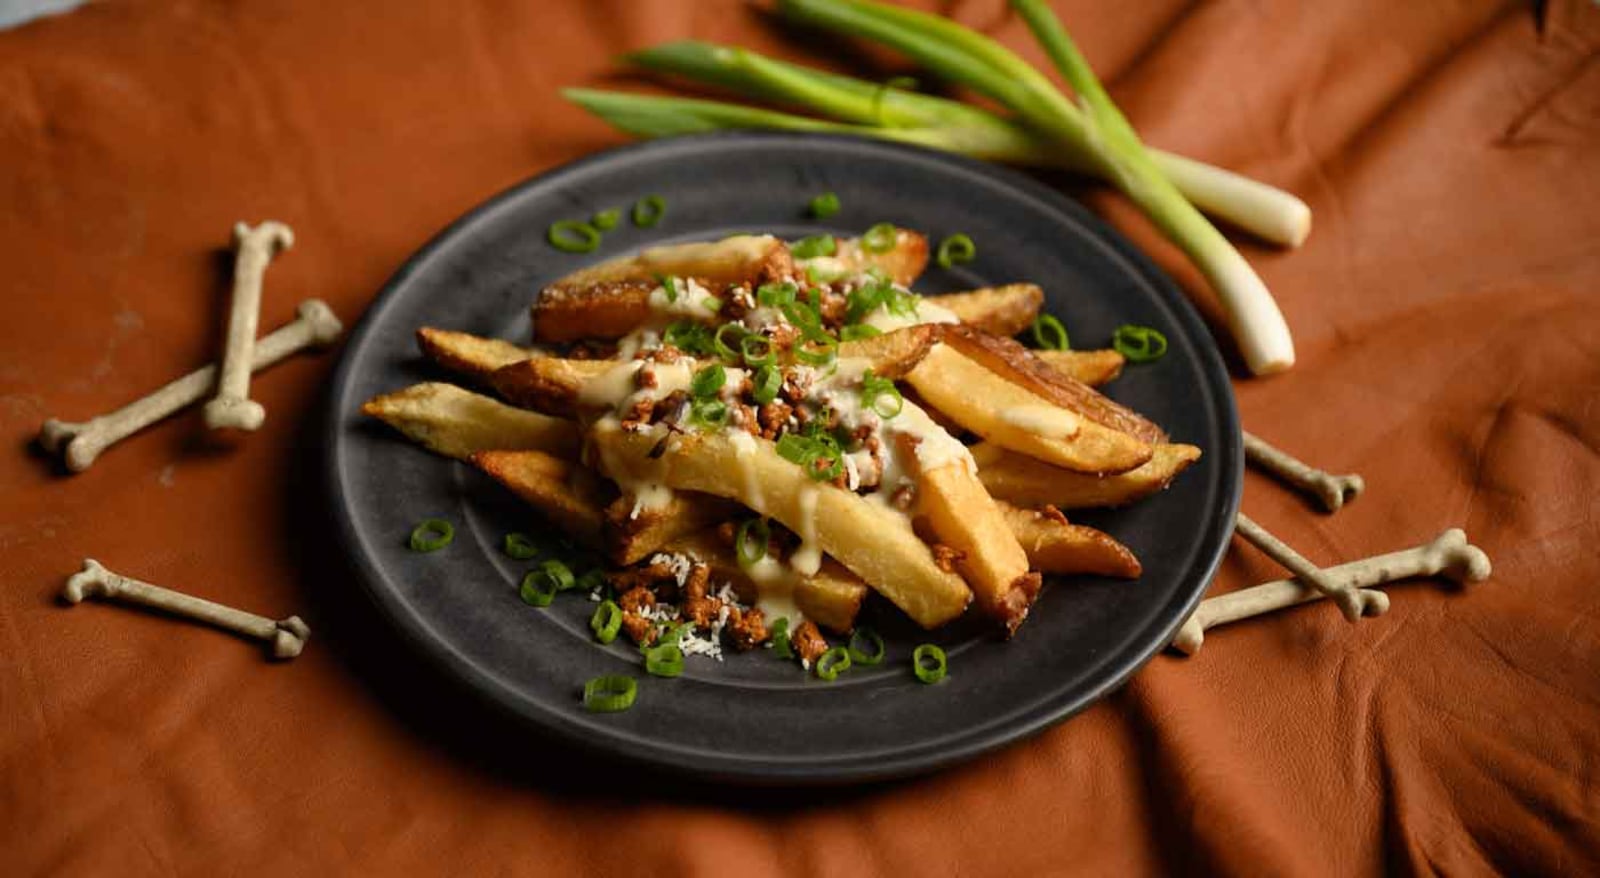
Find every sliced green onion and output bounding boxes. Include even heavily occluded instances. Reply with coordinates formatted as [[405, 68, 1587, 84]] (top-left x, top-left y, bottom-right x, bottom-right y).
[[839, 324, 882, 342], [702, 296, 723, 313], [806, 263, 847, 285], [807, 446, 844, 481], [590, 600, 623, 644], [779, 299, 825, 338], [691, 362, 726, 399], [859, 369, 903, 419], [861, 222, 897, 253], [735, 517, 770, 567], [582, 675, 637, 712], [847, 627, 886, 665], [751, 364, 782, 405], [632, 195, 666, 227], [711, 323, 746, 362], [502, 532, 539, 560], [663, 320, 714, 356], [935, 233, 976, 268], [791, 234, 837, 260], [547, 220, 601, 253], [659, 274, 681, 303], [519, 570, 558, 607], [592, 208, 621, 231], [816, 645, 852, 680], [547, 559, 579, 591], [912, 643, 947, 684], [408, 519, 454, 552], [739, 333, 775, 367], [577, 568, 609, 596], [1112, 324, 1168, 363], [645, 643, 685, 677], [810, 191, 841, 218], [776, 433, 815, 466], [771, 617, 793, 658], [757, 281, 797, 308], [690, 398, 729, 428], [1030, 314, 1070, 351], [794, 335, 838, 367]]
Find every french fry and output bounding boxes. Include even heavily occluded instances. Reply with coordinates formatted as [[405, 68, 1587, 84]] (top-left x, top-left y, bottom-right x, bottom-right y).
[[361, 383, 579, 460], [490, 357, 618, 418], [996, 502, 1142, 578], [415, 327, 532, 385], [835, 323, 940, 378], [470, 449, 613, 549], [605, 491, 741, 566], [666, 529, 866, 634], [797, 227, 928, 287], [906, 342, 1153, 474], [898, 435, 1038, 634], [590, 421, 971, 628], [1033, 348, 1125, 387], [926, 284, 1043, 337], [534, 235, 793, 342], [972, 441, 1202, 509]]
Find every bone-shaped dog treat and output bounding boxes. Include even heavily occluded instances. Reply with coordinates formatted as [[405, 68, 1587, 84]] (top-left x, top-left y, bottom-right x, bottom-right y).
[[1171, 528, 1490, 656], [1233, 512, 1383, 623], [62, 559, 310, 659], [203, 221, 295, 431], [1242, 430, 1364, 513], [39, 299, 342, 472]]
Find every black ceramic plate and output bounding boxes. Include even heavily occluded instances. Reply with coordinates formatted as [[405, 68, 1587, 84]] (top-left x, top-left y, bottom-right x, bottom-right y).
[[325, 133, 1240, 784]]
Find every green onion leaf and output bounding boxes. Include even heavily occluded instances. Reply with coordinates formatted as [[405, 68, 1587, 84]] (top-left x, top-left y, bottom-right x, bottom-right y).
[[582, 675, 637, 712], [816, 645, 852, 680], [847, 627, 886, 665], [547, 220, 600, 254], [408, 519, 454, 552], [659, 274, 681, 303], [690, 398, 730, 428], [591, 600, 623, 644], [592, 208, 621, 231], [776, 433, 816, 466], [839, 324, 882, 342], [791, 234, 838, 260], [861, 222, 897, 253], [691, 363, 726, 399], [712, 323, 746, 362], [913, 643, 947, 684], [702, 296, 723, 313], [735, 517, 771, 567], [806, 263, 847, 285], [577, 568, 610, 597], [502, 532, 539, 560], [632, 195, 666, 227], [1112, 324, 1168, 363], [757, 281, 798, 308], [1030, 314, 1070, 351], [740, 333, 775, 367], [935, 233, 976, 268], [645, 643, 685, 677], [519, 569, 558, 607], [663, 320, 714, 356], [751, 364, 782, 405], [810, 192, 841, 218], [771, 617, 793, 658], [859, 369, 903, 419]]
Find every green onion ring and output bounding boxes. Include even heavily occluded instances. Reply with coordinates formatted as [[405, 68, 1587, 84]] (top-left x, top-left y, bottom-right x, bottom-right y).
[[645, 643, 685, 677], [701, 296, 723, 314], [913, 644, 947, 684], [757, 282, 796, 308], [582, 675, 637, 712], [1112, 324, 1169, 363], [591, 208, 621, 231], [861, 222, 897, 254], [735, 518, 770, 567], [547, 220, 600, 254], [771, 618, 793, 659], [751, 364, 782, 405], [740, 333, 775, 367], [809, 192, 841, 219], [794, 335, 837, 367], [691, 398, 729, 428], [502, 532, 539, 560], [816, 645, 852, 681], [632, 195, 666, 228], [1030, 314, 1071, 351], [791, 234, 837, 260], [839, 324, 882, 342], [690, 362, 726, 399], [590, 600, 623, 644], [519, 570, 558, 607], [935, 233, 976, 269], [408, 518, 454, 552], [847, 627, 886, 665], [577, 568, 609, 596], [712, 323, 746, 362]]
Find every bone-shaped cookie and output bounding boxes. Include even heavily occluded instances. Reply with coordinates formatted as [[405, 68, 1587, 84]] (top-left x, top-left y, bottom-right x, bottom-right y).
[[1242, 430, 1364, 513], [1171, 528, 1490, 656], [1234, 512, 1385, 623], [203, 221, 295, 431], [62, 559, 309, 660]]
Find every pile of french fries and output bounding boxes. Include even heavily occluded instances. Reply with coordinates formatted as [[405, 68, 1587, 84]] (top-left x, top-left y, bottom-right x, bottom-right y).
[[363, 228, 1200, 661]]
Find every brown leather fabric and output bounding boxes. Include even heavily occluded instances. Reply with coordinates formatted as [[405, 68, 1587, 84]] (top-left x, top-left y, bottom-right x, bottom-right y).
[[3, 1, 1598, 874]]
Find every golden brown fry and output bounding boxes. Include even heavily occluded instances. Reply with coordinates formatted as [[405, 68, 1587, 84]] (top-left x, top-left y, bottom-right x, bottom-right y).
[[972, 441, 1202, 509], [898, 435, 1038, 635], [835, 323, 940, 379], [415, 327, 532, 385], [926, 284, 1043, 337], [1033, 349, 1125, 387], [361, 383, 579, 460], [906, 343, 1152, 475], [533, 235, 793, 342], [489, 357, 614, 418], [470, 449, 613, 549], [605, 491, 740, 566], [666, 529, 866, 635], [800, 228, 928, 287], [590, 422, 971, 628], [997, 502, 1142, 578]]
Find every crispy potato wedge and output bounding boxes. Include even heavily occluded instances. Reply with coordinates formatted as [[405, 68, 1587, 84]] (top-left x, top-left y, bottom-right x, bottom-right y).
[[906, 343, 1152, 475], [795, 227, 928, 287], [898, 435, 1038, 634], [926, 284, 1043, 337], [941, 326, 1164, 445], [470, 450, 613, 549], [972, 441, 1202, 509], [997, 502, 1142, 578], [666, 529, 866, 635], [361, 383, 580, 460], [590, 422, 971, 628], [836, 323, 940, 379], [534, 235, 793, 342], [489, 357, 618, 418], [415, 327, 532, 385], [1033, 349, 1125, 387], [605, 491, 741, 566]]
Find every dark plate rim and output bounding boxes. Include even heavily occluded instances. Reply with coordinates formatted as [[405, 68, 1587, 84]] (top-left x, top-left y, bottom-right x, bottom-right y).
[[323, 131, 1242, 785]]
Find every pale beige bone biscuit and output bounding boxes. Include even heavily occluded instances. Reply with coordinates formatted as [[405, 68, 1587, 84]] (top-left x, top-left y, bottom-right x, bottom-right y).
[[62, 559, 310, 659], [1233, 512, 1383, 623], [1171, 528, 1490, 656], [204, 221, 295, 431], [1242, 430, 1364, 512], [40, 299, 342, 472]]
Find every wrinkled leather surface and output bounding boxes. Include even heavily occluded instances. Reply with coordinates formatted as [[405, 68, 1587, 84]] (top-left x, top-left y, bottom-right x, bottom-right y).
[[2, 1, 1597, 874]]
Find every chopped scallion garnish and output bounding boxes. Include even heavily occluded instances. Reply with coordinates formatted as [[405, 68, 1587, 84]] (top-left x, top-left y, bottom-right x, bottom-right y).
[[592, 208, 621, 231], [816, 645, 852, 680], [751, 364, 782, 405], [645, 642, 685, 677], [1030, 314, 1070, 351], [791, 234, 837, 260], [839, 324, 882, 342], [771, 618, 793, 658], [913, 643, 947, 684], [735, 517, 770, 567], [860, 369, 903, 419], [691, 363, 726, 399], [1112, 324, 1168, 363], [810, 192, 841, 218], [408, 519, 454, 552], [591, 600, 623, 644], [757, 281, 797, 308], [519, 569, 558, 607], [659, 274, 681, 303], [740, 333, 775, 367], [547, 220, 601, 254], [503, 532, 539, 560], [861, 222, 897, 253], [632, 194, 666, 227], [690, 398, 730, 428], [847, 627, 886, 665], [663, 320, 715, 356], [582, 675, 637, 712], [935, 233, 976, 268], [794, 335, 838, 367]]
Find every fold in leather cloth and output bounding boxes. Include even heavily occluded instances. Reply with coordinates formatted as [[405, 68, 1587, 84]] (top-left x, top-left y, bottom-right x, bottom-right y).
[[1, 1, 1597, 874]]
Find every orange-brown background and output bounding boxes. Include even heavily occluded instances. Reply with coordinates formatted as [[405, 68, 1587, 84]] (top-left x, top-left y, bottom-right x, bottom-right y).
[[3, 1, 1597, 874]]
